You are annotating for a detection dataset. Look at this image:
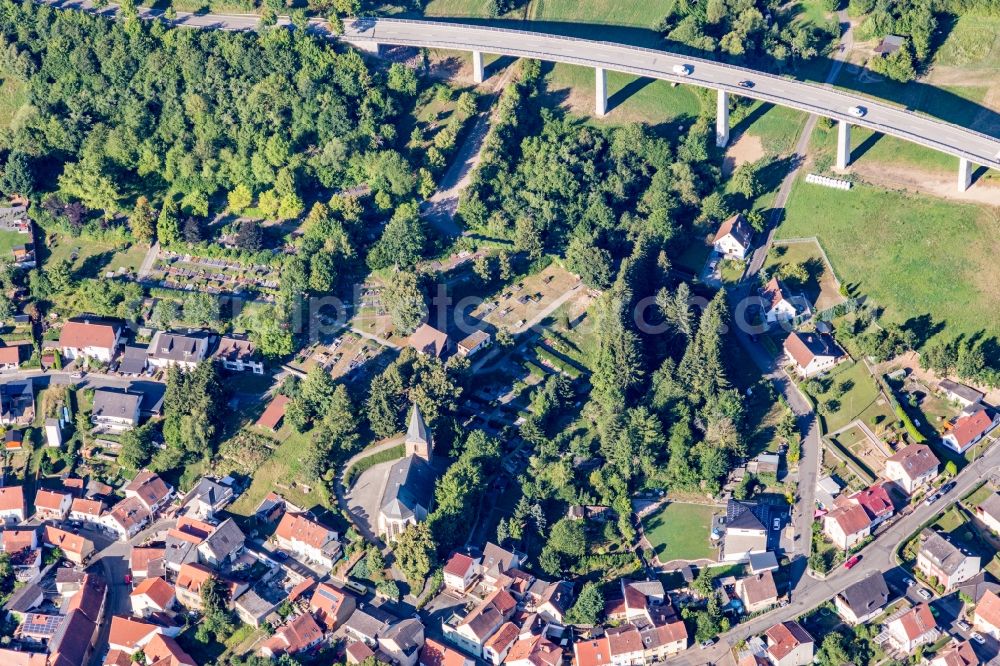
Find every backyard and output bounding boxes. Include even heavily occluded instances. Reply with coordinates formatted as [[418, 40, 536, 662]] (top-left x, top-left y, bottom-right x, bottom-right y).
[[804, 360, 895, 435], [227, 427, 327, 518], [778, 179, 1000, 344], [763, 240, 845, 312], [642, 501, 718, 564]]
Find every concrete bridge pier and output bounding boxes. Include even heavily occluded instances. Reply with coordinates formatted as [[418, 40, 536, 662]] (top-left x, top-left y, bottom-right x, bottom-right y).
[[716, 89, 729, 148], [595, 67, 607, 117], [349, 40, 380, 54], [836, 120, 851, 170], [472, 50, 484, 84], [958, 157, 973, 191]]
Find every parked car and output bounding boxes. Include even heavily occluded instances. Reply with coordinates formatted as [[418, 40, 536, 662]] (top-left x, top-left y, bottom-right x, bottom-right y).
[[124, 574, 132, 585], [700, 640, 715, 650], [972, 632, 986, 644], [925, 492, 941, 506], [272, 551, 289, 562], [918, 588, 933, 600], [904, 577, 915, 587], [848, 105, 867, 118], [844, 555, 861, 569], [941, 481, 957, 494], [773, 518, 781, 530], [958, 620, 971, 632]]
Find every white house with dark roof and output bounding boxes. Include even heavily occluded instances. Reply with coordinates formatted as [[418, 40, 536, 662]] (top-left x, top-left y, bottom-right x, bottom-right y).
[[884, 444, 939, 494], [938, 380, 984, 409], [834, 572, 890, 624], [91, 389, 142, 432], [761, 277, 810, 325], [722, 500, 768, 562], [713, 213, 754, 260], [976, 493, 1000, 535], [179, 477, 234, 520], [147, 331, 209, 372], [917, 529, 980, 591], [212, 335, 264, 374]]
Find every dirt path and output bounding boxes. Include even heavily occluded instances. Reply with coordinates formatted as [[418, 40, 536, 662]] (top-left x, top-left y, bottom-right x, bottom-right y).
[[420, 63, 520, 237], [851, 162, 1000, 206]]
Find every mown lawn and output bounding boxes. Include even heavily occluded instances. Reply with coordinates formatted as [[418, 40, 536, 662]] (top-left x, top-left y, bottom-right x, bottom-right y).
[[643, 502, 717, 563], [0, 68, 29, 141], [778, 179, 1000, 343], [808, 360, 893, 435], [764, 240, 844, 312]]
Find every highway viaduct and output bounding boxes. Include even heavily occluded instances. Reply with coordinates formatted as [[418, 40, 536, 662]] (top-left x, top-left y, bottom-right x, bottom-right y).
[[335, 17, 1000, 191]]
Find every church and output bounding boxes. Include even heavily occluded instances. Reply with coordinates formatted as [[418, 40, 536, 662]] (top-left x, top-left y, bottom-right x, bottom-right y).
[[377, 403, 437, 542]]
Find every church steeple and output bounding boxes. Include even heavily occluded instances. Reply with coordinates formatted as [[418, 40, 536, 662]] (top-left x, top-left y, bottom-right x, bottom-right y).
[[405, 403, 432, 461]]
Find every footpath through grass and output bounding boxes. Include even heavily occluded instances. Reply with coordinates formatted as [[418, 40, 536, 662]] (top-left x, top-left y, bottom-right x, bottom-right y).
[[778, 178, 1000, 344]]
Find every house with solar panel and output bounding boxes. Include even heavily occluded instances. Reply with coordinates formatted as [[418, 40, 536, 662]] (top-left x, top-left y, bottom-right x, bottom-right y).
[[377, 404, 436, 542]]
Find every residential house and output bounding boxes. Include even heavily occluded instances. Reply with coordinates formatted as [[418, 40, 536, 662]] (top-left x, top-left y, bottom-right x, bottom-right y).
[[834, 572, 890, 624], [783, 331, 845, 378], [483, 622, 519, 664], [885, 603, 939, 654], [130, 577, 176, 617], [976, 493, 1000, 535], [736, 570, 779, 613], [762, 278, 810, 325], [130, 547, 166, 581], [639, 619, 689, 661], [175, 563, 214, 610], [147, 331, 210, 371], [379, 618, 425, 666], [443, 552, 478, 594], [309, 582, 357, 630], [477, 542, 522, 592], [34, 488, 73, 521], [574, 637, 612, 666], [196, 517, 244, 568], [457, 330, 492, 358], [420, 638, 475, 666], [42, 525, 94, 565], [124, 471, 174, 515], [850, 483, 894, 527], [91, 389, 142, 432], [973, 589, 1000, 639], [885, 444, 940, 494], [927, 640, 978, 666], [504, 634, 562, 666], [0, 342, 26, 370], [606, 624, 644, 666], [143, 634, 197, 666], [532, 580, 575, 624], [260, 612, 325, 658], [107, 616, 162, 653], [408, 323, 451, 358], [275, 512, 341, 568], [180, 477, 234, 520], [59, 319, 122, 363], [442, 589, 516, 655], [164, 517, 215, 573], [0, 380, 34, 425], [823, 502, 871, 550], [943, 406, 1000, 454], [256, 395, 290, 432], [764, 621, 814, 666], [713, 212, 754, 260], [938, 380, 984, 409], [0, 485, 24, 524], [212, 335, 264, 374], [917, 529, 981, 591], [70, 498, 105, 525], [722, 499, 769, 562], [118, 345, 149, 376], [101, 497, 151, 541], [1, 528, 41, 580], [343, 605, 397, 646]]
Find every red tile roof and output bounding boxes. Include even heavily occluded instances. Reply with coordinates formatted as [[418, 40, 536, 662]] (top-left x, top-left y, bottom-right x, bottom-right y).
[[35, 489, 70, 511], [131, 577, 175, 610], [71, 497, 104, 518], [894, 602, 937, 640], [275, 512, 334, 549], [827, 501, 871, 536], [444, 552, 475, 577], [420, 638, 469, 666], [59, 321, 119, 351], [145, 634, 197, 666], [851, 483, 894, 519], [256, 395, 290, 431], [976, 589, 1000, 630], [950, 410, 996, 449], [0, 486, 24, 512], [765, 621, 814, 661], [108, 615, 160, 650], [574, 637, 612, 666]]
